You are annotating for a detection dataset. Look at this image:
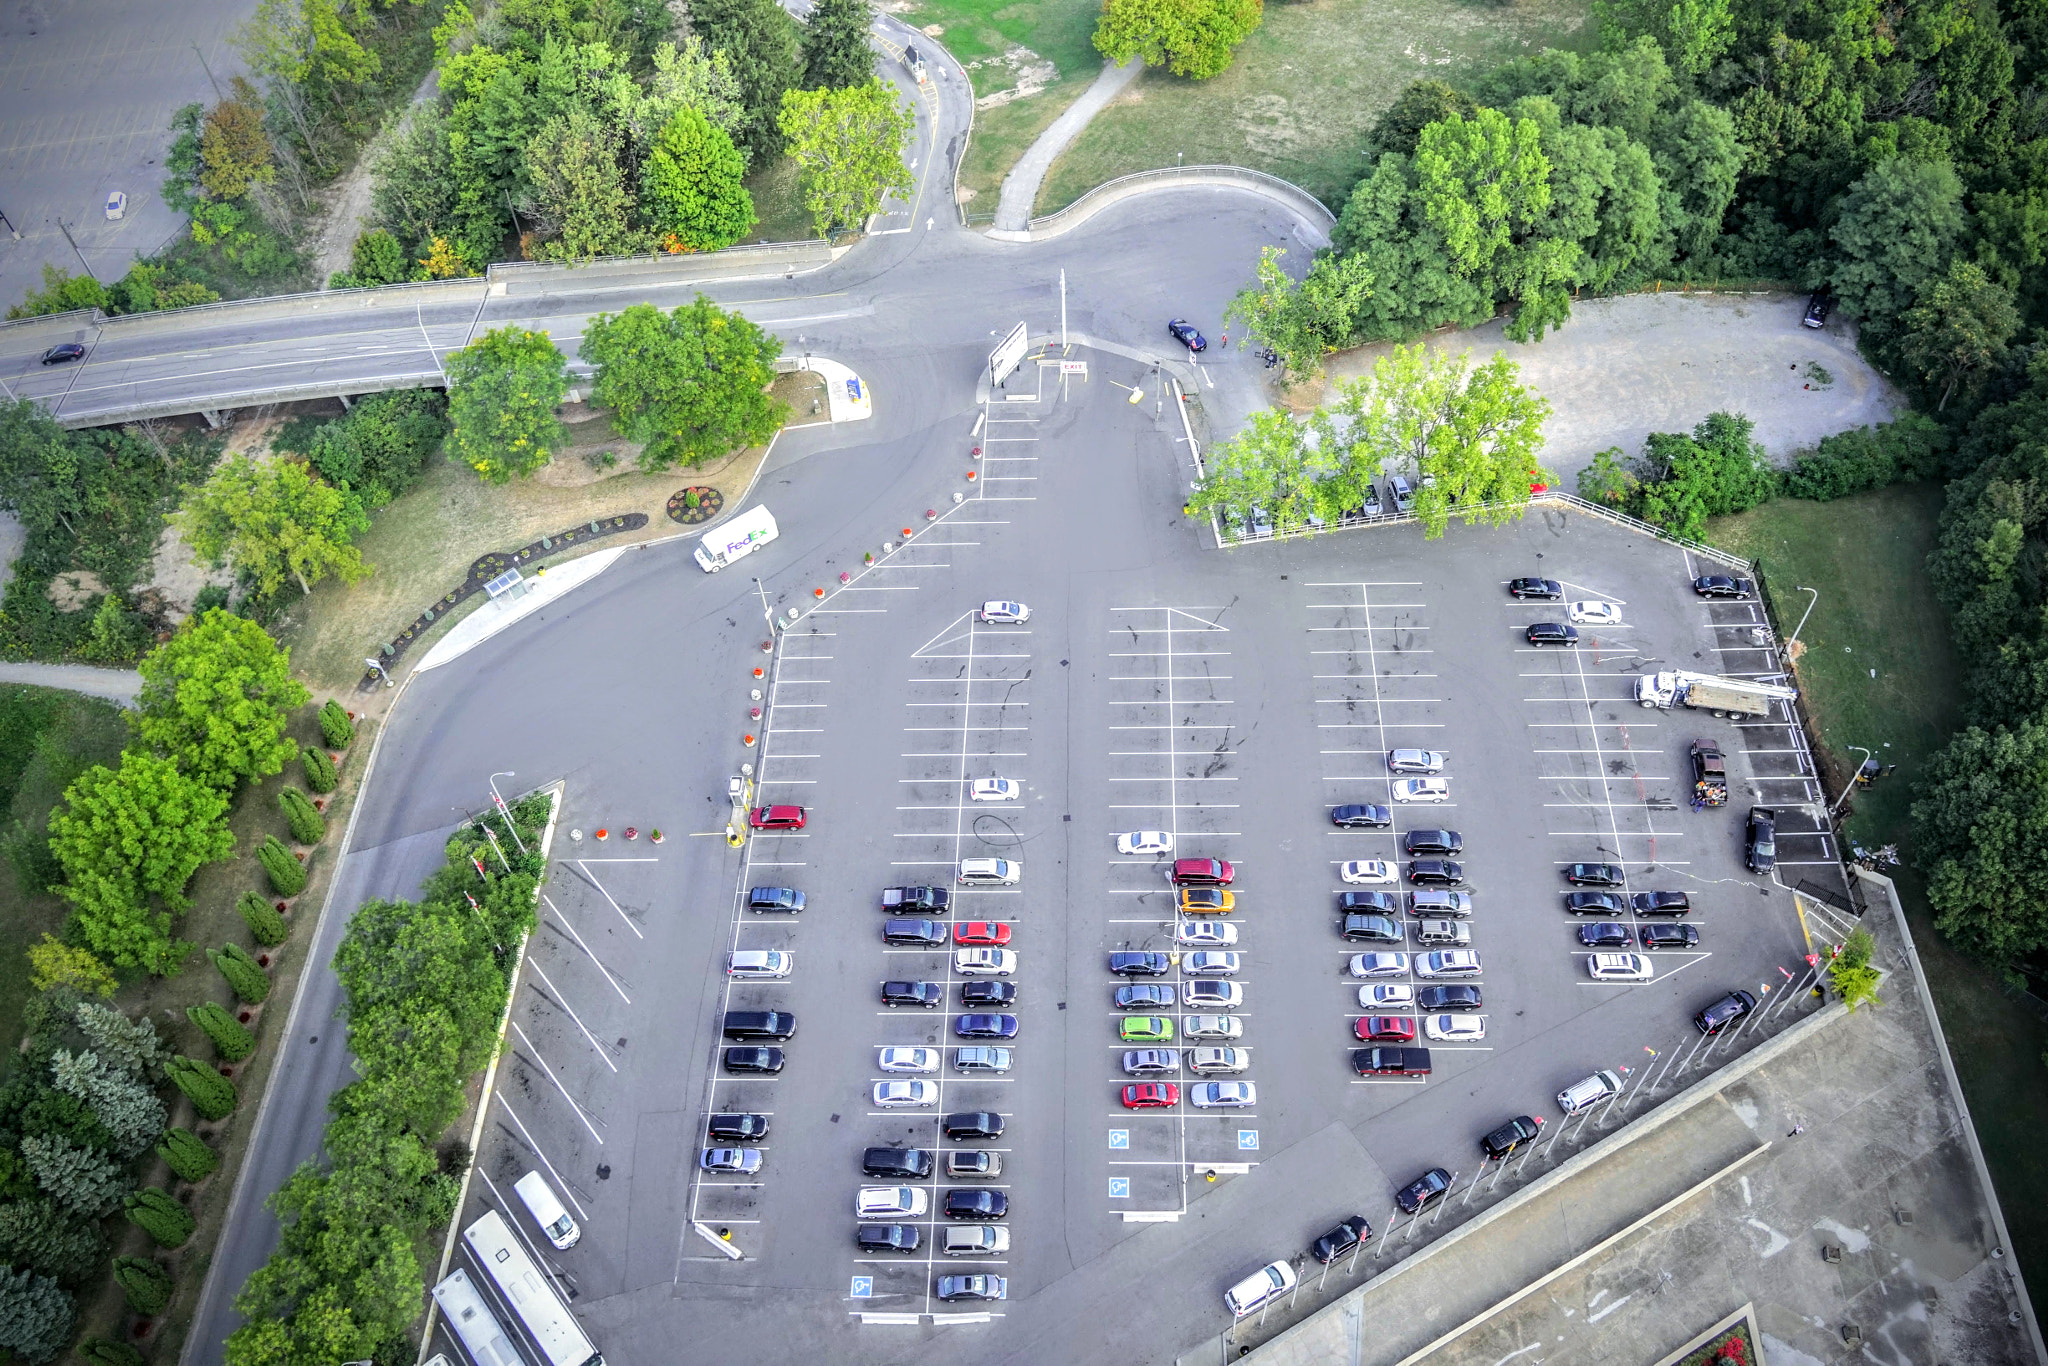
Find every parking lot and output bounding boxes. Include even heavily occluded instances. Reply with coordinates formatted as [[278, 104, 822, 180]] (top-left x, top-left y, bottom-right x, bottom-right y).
[[444, 358, 1857, 1365]]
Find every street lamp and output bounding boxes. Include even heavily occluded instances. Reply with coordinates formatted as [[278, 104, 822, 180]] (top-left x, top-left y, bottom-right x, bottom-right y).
[[1787, 585, 1820, 644], [489, 771, 529, 854], [1829, 746, 1873, 815], [364, 656, 393, 688]]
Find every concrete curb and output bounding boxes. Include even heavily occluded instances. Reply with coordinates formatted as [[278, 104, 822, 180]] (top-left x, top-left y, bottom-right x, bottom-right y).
[[1001, 166, 1336, 246]]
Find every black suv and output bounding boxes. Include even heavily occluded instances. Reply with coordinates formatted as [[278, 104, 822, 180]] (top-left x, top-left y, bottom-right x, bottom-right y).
[[882, 917, 948, 946], [1403, 829, 1463, 855], [1639, 923, 1701, 949], [747, 886, 805, 913], [1407, 859, 1464, 886], [1745, 807, 1778, 873], [706, 1113, 769, 1141], [1311, 1215, 1372, 1263], [1341, 913, 1403, 944], [1525, 622, 1579, 647], [1115, 983, 1174, 1009], [1332, 803, 1393, 829], [1109, 951, 1171, 977], [881, 980, 943, 1009], [1692, 574, 1754, 598], [1338, 891, 1400, 915], [1508, 577, 1562, 599], [1694, 989, 1756, 1034], [1578, 922, 1631, 949], [862, 1147, 934, 1179], [942, 1111, 1005, 1140], [721, 1046, 784, 1073], [1564, 863, 1625, 887], [1631, 890, 1691, 917], [1418, 984, 1482, 1012], [857, 1224, 920, 1255], [722, 1010, 794, 1040], [1480, 1116, 1542, 1160], [963, 980, 1017, 1007], [1564, 891, 1626, 916], [944, 1189, 1008, 1220], [1395, 1167, 1452, 1213]]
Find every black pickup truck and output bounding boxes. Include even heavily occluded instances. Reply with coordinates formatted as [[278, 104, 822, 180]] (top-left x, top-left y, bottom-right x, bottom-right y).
[[1689, 739, 1728, 807], [1349, 1046, 1432, 1077], [880, 885, 949, 912]]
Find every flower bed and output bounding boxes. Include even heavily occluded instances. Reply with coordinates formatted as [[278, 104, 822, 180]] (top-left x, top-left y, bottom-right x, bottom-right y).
[[1674, 1321, 1756, 1366], [666, 486, 724, 524]]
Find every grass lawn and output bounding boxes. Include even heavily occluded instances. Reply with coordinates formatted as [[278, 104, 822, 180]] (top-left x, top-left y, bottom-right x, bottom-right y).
[[1708, 484, 2048, 1309], [1037, 0, 1594, 217], [743, 154, 821, 244]]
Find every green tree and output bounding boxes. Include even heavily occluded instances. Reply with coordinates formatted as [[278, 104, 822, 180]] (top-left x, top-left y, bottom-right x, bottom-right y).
[[134, 609, 310, 791], [1365, 80, 1477, 159], [74, 1003, 167, 1082], [238, 891, 290, 946], [189, 1002, 257, 1063], [124, 1187, 196, 1248], [213, 942, 274, 1002], [1827, 927, 1881, 1010], [166, 1055, 238, 1121], [50, 1049, 166, 1157], [444, 326, 571, 484], [112, 1256, 171, 1316], [1913, 718, 2048, 963], [1897, 260, 2020, 412], [640, 38, 748, 152], [78, 592, 145, 664], [1329, 345, 1554, 537], [1223, 246, 1374, 381], [776, 80, 915, 238], [525, 105, 646, 262], [158, 1128, 221, 1183], [0, 1197, 106, 1282], [302, 745, 338, 793], [80, 1341, 146, 1366], [200, 78, 277, 201], [257, 835, 307, 898], [1414, 109, 1575, 341], [19, 1135, 130, 1217], [26, 936, 116, 999], [4, 264, 109, 320], [1631, 411, 1777, 539], [1185, 409, 1334, 532], [318, 699, 354, 747], [48, 751, 233, 973], [176, 454, 370, 600], [0, 1266, 75, 1365], [1647, 99, 1740, 259], [579, 297, 788, 470], [280, 787, 325, 844], [643, 107, 757, 250], [338, 229, 409, 287], [802, 0, 877, 87], [1092, 0, 1264, 79], [690, 0, 805, 162], [1829, 158, 1967, 328], [1576, 447, 1641, 508]]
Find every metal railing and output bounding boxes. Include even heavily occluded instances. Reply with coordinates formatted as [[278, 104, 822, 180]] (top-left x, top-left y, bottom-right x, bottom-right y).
[[1023, 165, 1336, 241]]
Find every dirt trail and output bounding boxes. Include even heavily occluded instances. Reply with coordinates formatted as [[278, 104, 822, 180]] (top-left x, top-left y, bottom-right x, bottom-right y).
[[309, 67, 443, 287]]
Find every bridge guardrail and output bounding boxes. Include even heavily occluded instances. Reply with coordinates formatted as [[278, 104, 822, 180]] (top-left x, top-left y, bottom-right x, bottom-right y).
[[1021, 166, 1336, 244]]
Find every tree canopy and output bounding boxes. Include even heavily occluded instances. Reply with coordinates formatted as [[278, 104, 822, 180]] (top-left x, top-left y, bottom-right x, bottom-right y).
[[133, 608, 311, 792], [642, 106, 757, 251], [176, 454, 370, 602], [1092, 0, 1264, 79], [776, 80, 916, 238], [579, 297, 788, 470], [802, 0, 878, 88], [444, 326, 572, 484]]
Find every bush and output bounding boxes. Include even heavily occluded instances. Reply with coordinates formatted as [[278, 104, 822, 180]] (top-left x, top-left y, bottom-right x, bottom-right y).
[[80, 1341, 147, 1366], [209, 944, 270, 1004], [0, 1266, 75, 1364], [301, 745, 337, 794], [279, 788, 325, 845], [273, 388, 448, 511], [1780, 414, 1950, 500], [166, 1055, 237, 1120], [1828, 926, 1883, 1010], [256, 835, 306, 896], [157, 1128, 219, 1183], [123, 1187, 194, 1248], [237, 891, 288, 946], [187, 1002, 256, 1062], [112, 1256, 171, 1316], [25, 936, 116, 999], [318, 700, 354, 748]]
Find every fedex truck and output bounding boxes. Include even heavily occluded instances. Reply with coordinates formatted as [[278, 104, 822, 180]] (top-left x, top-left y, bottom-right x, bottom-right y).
[[694, 505, 779, 573]]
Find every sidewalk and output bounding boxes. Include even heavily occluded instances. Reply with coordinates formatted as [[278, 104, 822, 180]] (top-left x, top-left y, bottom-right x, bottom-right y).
[[0, 660, 143, 704], [991, 59, 1143, 234], [412, 548, 625, 673]]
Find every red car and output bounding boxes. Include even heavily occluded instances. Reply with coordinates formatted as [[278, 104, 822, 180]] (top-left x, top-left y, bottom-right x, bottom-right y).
[[953, 921, 1012, 946], [747, 805, 806, 831], [1171, 857, 1235, 887], [1121, 1082, 1180, 1109], [1354, 1016, 1417, 1043]]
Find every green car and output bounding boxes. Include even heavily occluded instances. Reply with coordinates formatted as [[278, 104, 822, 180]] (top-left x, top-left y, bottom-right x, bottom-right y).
[[1119, 1016, 1175, 1043]]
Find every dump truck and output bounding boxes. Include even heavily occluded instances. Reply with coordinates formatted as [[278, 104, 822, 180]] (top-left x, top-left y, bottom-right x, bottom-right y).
[[1635, 670, 1796, 719], [1689, 740, 1728, 806]]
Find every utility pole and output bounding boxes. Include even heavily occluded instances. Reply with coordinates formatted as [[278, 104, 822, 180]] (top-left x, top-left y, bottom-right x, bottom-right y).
[[1059, 268, 1067, 353], [489, 772, 528, 855], [193, 43, 225, 101], [56, 220, 98, 282]]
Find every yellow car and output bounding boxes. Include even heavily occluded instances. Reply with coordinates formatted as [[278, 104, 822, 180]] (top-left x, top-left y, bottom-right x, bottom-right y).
[[1179, 887, 1235, 915]]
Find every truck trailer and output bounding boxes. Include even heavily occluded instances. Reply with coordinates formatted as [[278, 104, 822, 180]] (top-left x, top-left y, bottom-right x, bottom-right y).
[[1636, 670, 1796, 719]]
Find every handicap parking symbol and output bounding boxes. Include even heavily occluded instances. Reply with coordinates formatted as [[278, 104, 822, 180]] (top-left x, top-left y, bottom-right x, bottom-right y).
[[1237, 1130, 1259, 1150], [1108, 1129, 1130, 1150], [850, 1276, 873, 1299], [1108, 1177, 1131, 1199]]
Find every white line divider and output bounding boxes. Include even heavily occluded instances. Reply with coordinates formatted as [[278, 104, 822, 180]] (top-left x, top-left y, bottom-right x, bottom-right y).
[[1123, 1211, 1182, 1223], [692, 1221, 744, 1260], [931, 1313, 995, 1325], [858, 1312, 924, 1325]]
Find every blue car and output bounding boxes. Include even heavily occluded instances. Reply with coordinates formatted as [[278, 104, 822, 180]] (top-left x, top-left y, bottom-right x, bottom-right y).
[[1168, 318, 1207, 353], [955, 1013, 1019, 1039]]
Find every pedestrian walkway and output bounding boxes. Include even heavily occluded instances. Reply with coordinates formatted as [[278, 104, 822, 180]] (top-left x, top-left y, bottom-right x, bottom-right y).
[[992, 59, 1143, 233], [0, 661, 143, 704]]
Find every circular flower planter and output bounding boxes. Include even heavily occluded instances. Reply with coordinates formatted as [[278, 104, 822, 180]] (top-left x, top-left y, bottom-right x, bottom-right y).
[[667, 486, 725, 524]]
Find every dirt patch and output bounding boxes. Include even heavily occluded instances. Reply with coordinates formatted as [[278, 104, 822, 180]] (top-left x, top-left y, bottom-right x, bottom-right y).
[[969, 46, 1059, 108], [148, 522, 236, 620], [46, 570, 106, 610]]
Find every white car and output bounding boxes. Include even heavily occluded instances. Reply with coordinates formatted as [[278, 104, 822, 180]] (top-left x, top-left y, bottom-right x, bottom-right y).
[[1568, 601, 1623, 626], [957, 858, 1021, 884], [1348, 952, 1410, 979], [872, 1080, 938, 1108], [1190, 1080, 1256, 1109], [1176, 920, 1239, 947], [1423, 1014, 1485, 1042], [1183, 1014, 1243, 1039], [1416, 950, 1482, 979], [726, 950, 792, 978], [955, 947, 1017, 976], [1587, 952, 1654, 982], [1340, 859, 1397, 885], [1187, 1046, 1248, 1074], [1393, 778, 1450, 803], [979, 600, 1030, 624], [1182, 951, 1241, 977], [1182, 980, 1243, 1009], [877, 1046, 939, 1073], [1359, 983, 1415, 1009], [857, 1186, 929, 1218], [1386, 748, 1447, 774], [1116, 830, 1174, 855], [970, 777, 1019, 802]]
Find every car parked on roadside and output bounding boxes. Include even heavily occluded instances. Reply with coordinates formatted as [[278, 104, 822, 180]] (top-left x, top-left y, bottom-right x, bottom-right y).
[[878, 1046, 939, 1073], [1349, 952, 1410, 979], [1115, 983, 1175, 1010], [1395, 1167, 1452, 1213], [1639, 923, 1702, 949], [1183, 980, 1243, 1009], [1578, 922, 1632, 949], [955, 1013, 1018, 1039], [1416, 950, 1481, 978], [1122, 1048, 1179, 1075], [970, 777, 1019, 802], [1179, 887, 1235, 914], [1587, 952, 1654, 982], [1394, 778, 1451, 803], [1184, 1014, 1242, 1039], [1557, 1069, 1622, 1114], [1167, 319, 1207, 352], [1424, 1014, 1485, 1042], [872, 1080, 937, 1108], [962, 980, 1016, 1007], [954, 948, 1017, 976], [746, 886, 804, 914], [1177, 920, 1239, 947], [1568, 601, 1623, 626], [1355, 1016, 1417, 1043], [1188, 1046, 1248, 1074], [978, 600, 1030, 623], [1564, 890, 1627, 916]]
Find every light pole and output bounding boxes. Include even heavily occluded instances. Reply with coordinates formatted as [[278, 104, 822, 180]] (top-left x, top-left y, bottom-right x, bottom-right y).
[[364, 656, 393, 688], [489, 771, 528, 855], [1830, 745, 1873, 815], [752, 576, 776, 633], [1787, 585, 1820, 644]]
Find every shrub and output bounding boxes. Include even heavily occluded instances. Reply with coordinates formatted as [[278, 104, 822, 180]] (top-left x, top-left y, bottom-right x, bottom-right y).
[[209, 944, 270, 1004], [256, 835, 306, 896], [318, 699, 354, 748], [26, 936, 116, 999], [279, 787, 325, 845], [1781, 414, 1950, 500], [187, 1002, 256, 1062], [1829, 926, 1883, 1010], [301, 745, 337, 793], [157, 1128, 219, 1183], [0, 1266, 75, 1364], [237, 891, 288, 946], [49, 1049, 164, 1157], [80, 1341, 147, 1366], [123, 1187, 194, 1248], [112, 1256, 171, 1316], [166, 1055, 236, 1120]]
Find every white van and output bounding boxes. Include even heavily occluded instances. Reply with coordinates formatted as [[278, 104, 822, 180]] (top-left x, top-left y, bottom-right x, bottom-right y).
[[513, 1171, 581, 1249], [727, 950, 792, 979], [957, 857, 1021, 884], [1557, 1069, 1624, 1115], [693, 505, 778, 573], [1224, 1259, 1298, 1317]]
